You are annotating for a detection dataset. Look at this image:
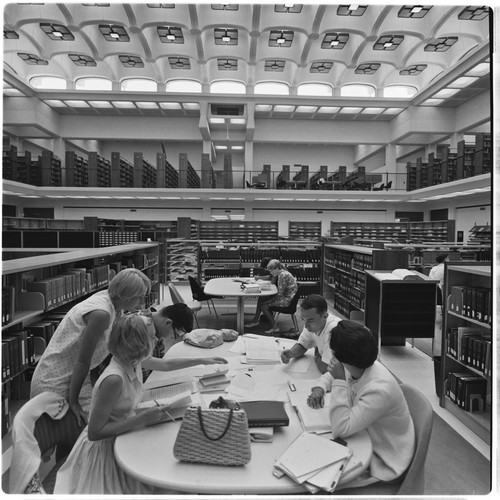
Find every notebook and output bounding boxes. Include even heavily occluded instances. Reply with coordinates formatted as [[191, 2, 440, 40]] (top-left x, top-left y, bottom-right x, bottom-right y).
[[239, 400, 289, 427]]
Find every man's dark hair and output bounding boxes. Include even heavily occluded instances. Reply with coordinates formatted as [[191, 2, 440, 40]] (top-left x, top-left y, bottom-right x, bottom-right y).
[[160, 303, 194, 332], [300, 294, 328, 315], [329, 320, 378, 368], [260, 257, 272, 268], [436, 254, 447, 264]]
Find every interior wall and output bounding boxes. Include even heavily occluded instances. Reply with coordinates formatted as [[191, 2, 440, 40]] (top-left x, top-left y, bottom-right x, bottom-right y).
[[455, 203, 491, 242]]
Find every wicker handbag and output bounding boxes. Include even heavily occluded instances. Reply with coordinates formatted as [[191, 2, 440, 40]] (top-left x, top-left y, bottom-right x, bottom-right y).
[[173, 406, 251, 466]]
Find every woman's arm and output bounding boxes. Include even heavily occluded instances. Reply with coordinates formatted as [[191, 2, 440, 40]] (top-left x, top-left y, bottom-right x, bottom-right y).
[[87, 375, 169, 441], [68, 310, 110, 426], [142, 356, 228, 372]]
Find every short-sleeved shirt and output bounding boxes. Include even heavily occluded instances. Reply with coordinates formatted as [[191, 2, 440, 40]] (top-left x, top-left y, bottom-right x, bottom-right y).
[[30, 290, 116, 414], [297, 313, 341, 366]]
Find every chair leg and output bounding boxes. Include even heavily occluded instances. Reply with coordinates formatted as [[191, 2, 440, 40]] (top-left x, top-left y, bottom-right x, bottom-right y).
[[194, 312, 200, 328], [209, 299, 218, 318], [291, 314, 299, 331], [272, 312, 280, 331]]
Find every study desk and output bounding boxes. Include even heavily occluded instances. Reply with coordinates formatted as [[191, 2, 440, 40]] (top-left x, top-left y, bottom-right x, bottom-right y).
[[204, 277, 277, 333], [115, 341, 373, 494]]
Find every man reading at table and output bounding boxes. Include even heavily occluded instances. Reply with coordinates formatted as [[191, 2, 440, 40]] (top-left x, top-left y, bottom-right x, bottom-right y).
[[280, 294, 341, 373]]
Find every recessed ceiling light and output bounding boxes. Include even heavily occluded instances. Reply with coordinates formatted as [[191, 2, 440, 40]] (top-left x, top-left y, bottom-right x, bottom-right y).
[[295, 106, 318, 113], [448, 76, 478, 88], [274, 105, 295, 112], [232, 145, 244, 150], [361, 108, 385, 114], [112, 101, 136, 108], [339, 107, 363, 113], [432, 88, 460, 99], [210, 117, 225, 124], [136, 102, 158, 109], [421, 98, 444, 106], [159, 102, 182, 109], [230, 118, 246, 124], [383, 108, 403, 114], [183, 103, 200, 110], [317, 106, 340, 113], [64, 100, 90, 107], [465, 62, 489, 77], [255, 104, 272, 112], [215, 145, 228, 150], [88, 100, 113, 108]]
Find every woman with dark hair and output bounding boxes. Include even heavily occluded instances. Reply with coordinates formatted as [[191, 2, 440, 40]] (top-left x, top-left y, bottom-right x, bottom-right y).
[[308, 320, 416, 487]]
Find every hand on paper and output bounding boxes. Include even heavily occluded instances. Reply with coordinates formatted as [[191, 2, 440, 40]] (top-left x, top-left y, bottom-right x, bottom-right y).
[[307, 387, 325, 409], [141, 403, 174, 426]]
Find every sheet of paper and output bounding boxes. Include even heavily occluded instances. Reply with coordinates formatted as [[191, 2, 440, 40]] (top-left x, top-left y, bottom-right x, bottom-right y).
[[228, 336, 246, 354], [281, 355, 313, 373], [141, 381, 192, 402]]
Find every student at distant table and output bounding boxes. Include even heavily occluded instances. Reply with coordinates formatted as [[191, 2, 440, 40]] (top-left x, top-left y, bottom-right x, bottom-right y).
[[280, 294, 341, 373], [245, 259, 298, 334], [308, 320, 416, 488], [428, 254, 447, 307]]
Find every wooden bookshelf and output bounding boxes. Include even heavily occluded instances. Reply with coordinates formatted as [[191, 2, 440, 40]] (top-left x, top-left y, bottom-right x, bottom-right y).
[[330, 222, 409, 243], [288, 221, 322, 240], [65, 151, 89, 187], [440, 262, 492, 443], [408, 220, 455, 243], [473, 132, 492, 175], [198, 221, 279, 241]]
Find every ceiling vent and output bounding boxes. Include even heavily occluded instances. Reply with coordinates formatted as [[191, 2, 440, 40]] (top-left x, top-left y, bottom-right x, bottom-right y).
[[211, 104, 245, 116]]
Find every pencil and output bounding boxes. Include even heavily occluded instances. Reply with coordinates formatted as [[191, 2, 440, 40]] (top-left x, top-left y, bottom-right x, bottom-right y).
[[154, 399, 175, 422]]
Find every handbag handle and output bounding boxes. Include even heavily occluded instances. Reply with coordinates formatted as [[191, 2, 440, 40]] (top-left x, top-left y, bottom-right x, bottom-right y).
[[197, 407, 234, 441]]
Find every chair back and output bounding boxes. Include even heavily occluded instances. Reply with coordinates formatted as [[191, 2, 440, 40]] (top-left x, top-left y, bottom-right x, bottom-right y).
[[168, 282, 185, 304], [272, 287, 301, 314], [397, 383, 434, 494], [188, 275, 204, 300]]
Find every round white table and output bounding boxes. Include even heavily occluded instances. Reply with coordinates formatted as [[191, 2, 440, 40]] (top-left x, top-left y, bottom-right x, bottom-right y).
[[115, 341, 373, 494], [203, 277, 277, 333]]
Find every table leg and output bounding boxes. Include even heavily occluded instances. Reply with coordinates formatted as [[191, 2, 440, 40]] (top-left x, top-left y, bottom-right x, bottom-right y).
[[236, 296, 245, 333]]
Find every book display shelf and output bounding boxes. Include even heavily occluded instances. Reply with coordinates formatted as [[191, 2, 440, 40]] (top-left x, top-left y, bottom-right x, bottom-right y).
[[166, 239, 199, 283], [330, 222, 409, 243], [198, 221, 279, 241], [409, 220, 455, 243], [322, 244, 408, 320], [364, 270, 438, 347], [288, 221, 322, 240], [1, 243, 160, 436], [439, 262, 491, 443]]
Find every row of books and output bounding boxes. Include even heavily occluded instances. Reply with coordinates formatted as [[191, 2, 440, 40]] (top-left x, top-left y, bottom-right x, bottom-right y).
[[2, 330, 38, 382], [2, 285, 14, 325], [447, 371, 488, 412], [25, 264, 110, 310], [449, 285, 492, 325], [288, 266, 321, 281], [352, 253, 375, 271], [2, 388, 9, 437], [446, 327, 492, 377]]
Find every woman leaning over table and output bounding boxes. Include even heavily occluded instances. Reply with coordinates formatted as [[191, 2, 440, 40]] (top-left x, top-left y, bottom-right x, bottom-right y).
[[245, 259, 298, 334], [308, 320, 416, 488], [30, 268, 151, 426]]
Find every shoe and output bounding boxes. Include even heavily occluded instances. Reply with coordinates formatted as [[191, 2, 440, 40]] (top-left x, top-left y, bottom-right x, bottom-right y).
[[264, 327, 280, 335], [245, 321, 260, 328]]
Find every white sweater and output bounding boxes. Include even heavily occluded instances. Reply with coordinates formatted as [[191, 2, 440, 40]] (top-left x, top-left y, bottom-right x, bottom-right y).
[[316, 361, 416, 482]]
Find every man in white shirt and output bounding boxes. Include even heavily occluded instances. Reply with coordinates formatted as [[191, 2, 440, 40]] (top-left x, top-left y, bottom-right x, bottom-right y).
[[428, 254, 447, 308], [280, 294, 341, 373]]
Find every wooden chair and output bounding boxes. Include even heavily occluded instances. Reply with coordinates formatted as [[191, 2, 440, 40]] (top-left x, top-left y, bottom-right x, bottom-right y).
[[337, 383, 433, 495], [167, 282, 202, 329]]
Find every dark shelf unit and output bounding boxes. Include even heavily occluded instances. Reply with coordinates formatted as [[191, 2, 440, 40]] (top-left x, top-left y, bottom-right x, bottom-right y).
[[364, 269, 438, 346], [198, 221, 279, 241], [65, 151, 89, 187], [322, 244, 409, 320], [473, 133, 492, 175], [440, 262, 491, 443], [88, 152, 111, 187], [330, 222, 409, 243]]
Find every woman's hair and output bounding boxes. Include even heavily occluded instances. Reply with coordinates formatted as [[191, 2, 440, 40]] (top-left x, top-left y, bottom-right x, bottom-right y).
[[329, 320, 378, 368], [300, 294, 327, 315], [159, 303, 194, 332], [108, 268, 151, 302], [267, 259, 285, 271], [108, 314, 153, 365]]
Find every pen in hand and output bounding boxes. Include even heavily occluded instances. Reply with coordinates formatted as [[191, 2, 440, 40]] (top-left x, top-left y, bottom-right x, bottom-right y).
[[154, 399, 175, 422]]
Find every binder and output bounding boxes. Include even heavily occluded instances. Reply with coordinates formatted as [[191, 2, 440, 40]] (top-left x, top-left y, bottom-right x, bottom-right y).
[[239, 400, 289, 427]]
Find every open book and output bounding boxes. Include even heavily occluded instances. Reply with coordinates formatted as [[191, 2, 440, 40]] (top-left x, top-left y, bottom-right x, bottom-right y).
[[244, 336, 281, 364], [138, 385, 193, 421], [374, 269, 425, 281]]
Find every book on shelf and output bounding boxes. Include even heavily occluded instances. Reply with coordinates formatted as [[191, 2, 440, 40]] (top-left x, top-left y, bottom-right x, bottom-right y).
[[274, 431, 352, 493], [239, 400, 289, 428], [447, 372, 487, 412]]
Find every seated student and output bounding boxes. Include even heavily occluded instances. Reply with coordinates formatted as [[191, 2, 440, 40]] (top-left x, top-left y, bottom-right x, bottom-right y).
[[55, 314, 175, 494], [253, 256, 273, 280], [245, 259, 298, 334], [307, 320, 416, 488], [280, 294, 341, 373], [428, 254, 447, 306]]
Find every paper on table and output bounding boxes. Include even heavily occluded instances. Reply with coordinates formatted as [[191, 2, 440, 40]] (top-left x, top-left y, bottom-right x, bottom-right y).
[[141, 380, 192, 403], [144, 364, 227, 390], [228, 336, 246, 354], [281, 355, 313, 373]]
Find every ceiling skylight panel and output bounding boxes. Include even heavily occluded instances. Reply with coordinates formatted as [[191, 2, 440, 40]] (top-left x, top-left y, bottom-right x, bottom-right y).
[[64, 100, 91, 107], [432, 88, 460, 99], [297, 83, 332, 96], [448, 77, 478, 88], [465, 63, 489, 77]]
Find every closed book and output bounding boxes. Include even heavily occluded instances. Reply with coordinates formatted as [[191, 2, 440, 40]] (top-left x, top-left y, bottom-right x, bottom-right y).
[[199, 374, 230, 388], [239, 400, 289, 428]]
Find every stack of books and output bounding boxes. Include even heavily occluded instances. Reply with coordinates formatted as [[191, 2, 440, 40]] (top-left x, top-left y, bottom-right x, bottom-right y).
[[197, 372, 231, 393], [274, 431, 352, 493], [244, 336, 281, 364]]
